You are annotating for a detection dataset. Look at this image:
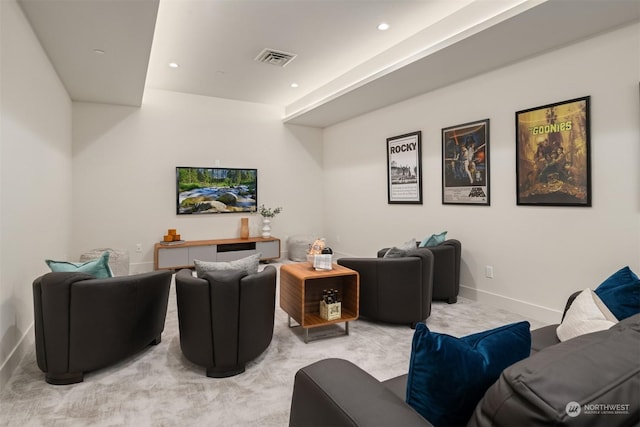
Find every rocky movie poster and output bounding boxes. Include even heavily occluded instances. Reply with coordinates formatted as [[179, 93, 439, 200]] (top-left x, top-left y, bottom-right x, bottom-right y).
[[442, 120, 490, 205], [387, 131, 422, 204], [516, 96, 591, 206]]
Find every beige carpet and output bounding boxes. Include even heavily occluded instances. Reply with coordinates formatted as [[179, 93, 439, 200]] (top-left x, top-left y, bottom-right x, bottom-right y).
[[1, 263, 543, 426]]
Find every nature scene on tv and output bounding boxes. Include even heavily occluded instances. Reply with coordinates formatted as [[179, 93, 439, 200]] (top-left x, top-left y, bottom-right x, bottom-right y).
[[177, 167, 257, 214]]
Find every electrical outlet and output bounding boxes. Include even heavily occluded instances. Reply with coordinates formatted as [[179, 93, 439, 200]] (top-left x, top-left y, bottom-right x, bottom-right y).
[[136, 243, 142, 253], [485, 265, 494, 278]]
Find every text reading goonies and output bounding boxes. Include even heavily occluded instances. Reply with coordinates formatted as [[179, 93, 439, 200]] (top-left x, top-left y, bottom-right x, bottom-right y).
[[529, 120, 572, 135], [390, 142, 417, 153]]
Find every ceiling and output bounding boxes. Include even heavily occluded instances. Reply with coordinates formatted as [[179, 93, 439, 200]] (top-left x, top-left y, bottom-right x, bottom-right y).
[[18, 0, 640, 128]]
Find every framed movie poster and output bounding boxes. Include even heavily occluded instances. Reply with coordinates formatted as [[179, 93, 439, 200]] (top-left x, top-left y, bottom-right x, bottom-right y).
[[516, 96, 591, 206], [387, 131, 422, 204], [442, 119, 490, 205]]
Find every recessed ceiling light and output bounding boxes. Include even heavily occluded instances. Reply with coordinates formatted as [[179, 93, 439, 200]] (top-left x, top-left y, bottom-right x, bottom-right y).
[[168, 62, 179, 68], [377, 22, 390, 31], [290, 83, 299, 88], [93, 49, 105, 55]]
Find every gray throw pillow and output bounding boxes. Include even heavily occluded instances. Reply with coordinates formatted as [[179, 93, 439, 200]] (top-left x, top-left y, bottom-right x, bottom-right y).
[[383, 247, 407, 258], [399, 238, 417, 250], [382, 238, 416, 258], [194, 253, 261, 278]]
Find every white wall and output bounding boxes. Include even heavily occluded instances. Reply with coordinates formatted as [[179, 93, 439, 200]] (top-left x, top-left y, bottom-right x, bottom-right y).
[[72, 89, 324, 271], [0, 0, 73, 390], [323, 23, 640, 324]]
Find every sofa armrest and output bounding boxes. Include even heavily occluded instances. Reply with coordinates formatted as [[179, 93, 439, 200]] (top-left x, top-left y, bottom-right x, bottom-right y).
[[237, 266, 277, 363], [203, 269, 247, 368], [175, 269, 216, 367], [289, 358, 431, 427], [33, 272, 95, 375]]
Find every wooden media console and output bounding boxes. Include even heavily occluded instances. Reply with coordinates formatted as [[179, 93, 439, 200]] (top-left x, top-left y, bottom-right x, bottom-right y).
[[154, 236, 280, 270]]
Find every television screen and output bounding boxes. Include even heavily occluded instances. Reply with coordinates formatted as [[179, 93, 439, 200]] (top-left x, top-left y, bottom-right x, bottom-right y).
[[176, 167, 257, 214]]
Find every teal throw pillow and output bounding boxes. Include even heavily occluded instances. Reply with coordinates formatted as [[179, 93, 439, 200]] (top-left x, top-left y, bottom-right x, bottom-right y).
[[194, 253, 261, 278], [419, 231, 447, 247], [594, 266, 640, 320], [406, 321, 531, 427], [45, 251, 112, 279]]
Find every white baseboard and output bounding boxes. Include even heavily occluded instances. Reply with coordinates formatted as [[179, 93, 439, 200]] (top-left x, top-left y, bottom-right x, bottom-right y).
[[459, 285, 562, 326], [0, 324, 34, 393]]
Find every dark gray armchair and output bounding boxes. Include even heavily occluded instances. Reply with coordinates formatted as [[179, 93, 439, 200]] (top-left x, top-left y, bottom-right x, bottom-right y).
[[379, 239, 461, 304], [33, 270, 172, 385], [337, 250, 434, 327], [175, 266, 277, 377]]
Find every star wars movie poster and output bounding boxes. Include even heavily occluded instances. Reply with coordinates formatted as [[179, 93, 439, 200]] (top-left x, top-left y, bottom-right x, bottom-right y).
[[516, 96, 591, 206], [442, 119, 490, 205]]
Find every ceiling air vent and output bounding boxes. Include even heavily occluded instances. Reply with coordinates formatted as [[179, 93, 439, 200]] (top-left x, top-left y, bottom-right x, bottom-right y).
[[254, 48, 297, 67]]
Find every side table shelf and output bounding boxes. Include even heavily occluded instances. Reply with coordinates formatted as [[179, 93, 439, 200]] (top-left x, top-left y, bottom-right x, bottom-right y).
[[154, 236, 280, 270], [280, 263, 359, 343]]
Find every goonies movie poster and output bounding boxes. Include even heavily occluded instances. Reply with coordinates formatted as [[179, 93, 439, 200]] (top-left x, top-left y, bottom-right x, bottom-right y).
[[516, 96, 591, 206]]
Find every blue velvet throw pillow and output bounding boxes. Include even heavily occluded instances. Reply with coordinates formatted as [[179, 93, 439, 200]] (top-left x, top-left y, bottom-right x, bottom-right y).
[[419, 231, 447, 247], [406, 321, 531, 427], [45, 251, 112, 279], [594, 266, 640, 320]]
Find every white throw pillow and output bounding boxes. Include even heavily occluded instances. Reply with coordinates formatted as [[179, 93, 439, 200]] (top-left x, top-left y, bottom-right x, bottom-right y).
[[556, 288, 618, 342]]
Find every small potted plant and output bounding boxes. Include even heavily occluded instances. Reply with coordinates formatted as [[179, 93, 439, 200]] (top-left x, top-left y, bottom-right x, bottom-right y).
[[258, 205, 282, 238], [258, 205, 282, 218]]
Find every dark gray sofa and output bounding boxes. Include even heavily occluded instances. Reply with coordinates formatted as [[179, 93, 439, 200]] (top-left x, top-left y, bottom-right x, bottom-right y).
[[289, 308, 640, 426]]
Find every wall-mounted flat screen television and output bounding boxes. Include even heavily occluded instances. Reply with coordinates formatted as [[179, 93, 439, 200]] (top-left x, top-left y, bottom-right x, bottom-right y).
[[176, 167, 257, 214]]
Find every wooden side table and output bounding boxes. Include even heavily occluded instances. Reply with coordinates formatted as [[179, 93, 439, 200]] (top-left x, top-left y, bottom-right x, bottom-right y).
[[280, 263, 359, 343]]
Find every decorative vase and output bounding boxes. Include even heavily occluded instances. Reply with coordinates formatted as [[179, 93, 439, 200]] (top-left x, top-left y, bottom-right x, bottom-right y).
[[261, 218, 271, 238], [240, 217, 249, 239]]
